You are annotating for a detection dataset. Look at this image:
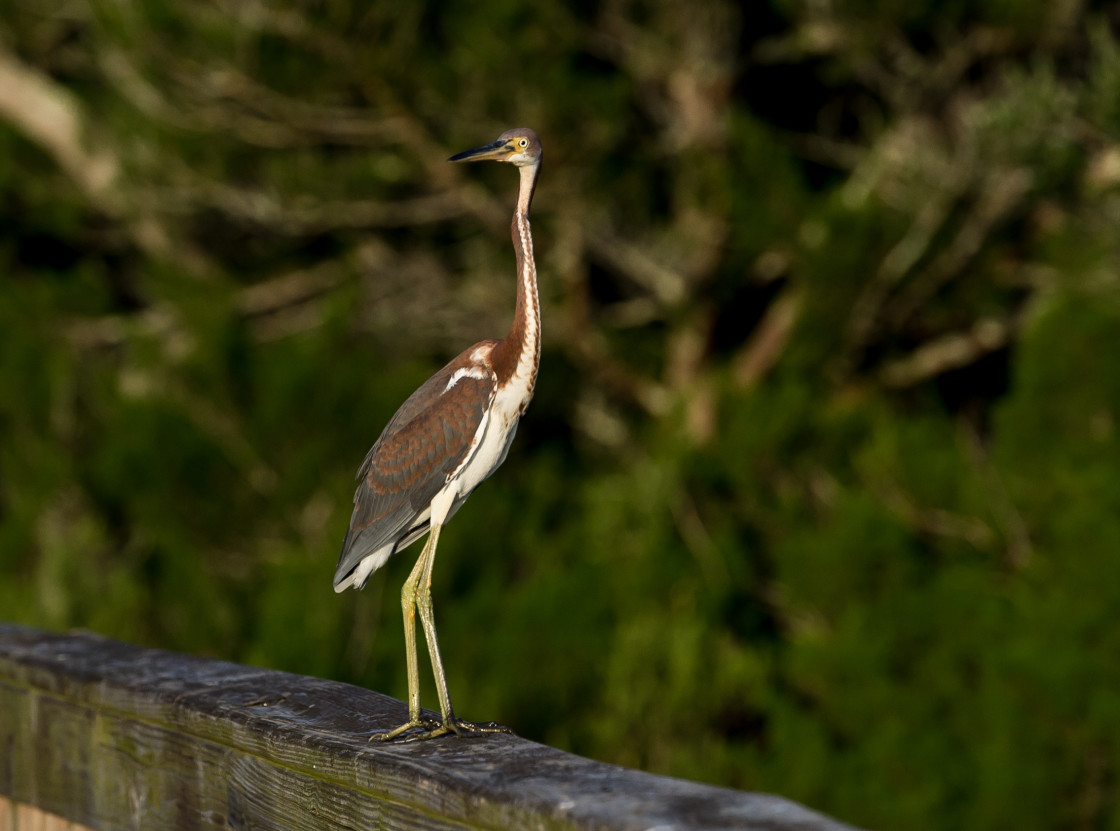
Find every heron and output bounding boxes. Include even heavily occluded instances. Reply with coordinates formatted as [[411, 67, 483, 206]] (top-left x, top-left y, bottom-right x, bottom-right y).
[[333, 128, 543, 741]]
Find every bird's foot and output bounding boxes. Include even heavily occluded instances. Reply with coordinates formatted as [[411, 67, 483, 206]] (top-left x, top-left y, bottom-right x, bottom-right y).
[[442, 717, 514, 738], [368, 714, 442, 742], [369, 715, 513, 742]]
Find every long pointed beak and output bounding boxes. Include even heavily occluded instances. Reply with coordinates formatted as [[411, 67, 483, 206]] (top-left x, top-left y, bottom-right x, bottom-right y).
[[448, 139, 511, 163]]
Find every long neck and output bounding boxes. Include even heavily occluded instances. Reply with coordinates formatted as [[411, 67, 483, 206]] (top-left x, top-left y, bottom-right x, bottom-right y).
[[490, 163, 541, 393]]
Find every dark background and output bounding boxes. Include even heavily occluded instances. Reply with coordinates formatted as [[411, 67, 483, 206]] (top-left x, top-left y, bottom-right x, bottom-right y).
[[2, 1, 1120, 828]]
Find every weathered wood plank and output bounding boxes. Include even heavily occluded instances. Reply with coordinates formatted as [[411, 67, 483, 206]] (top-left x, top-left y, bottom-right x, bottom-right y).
[[0, 624, 856, 830], [0, 797, 93, 831]]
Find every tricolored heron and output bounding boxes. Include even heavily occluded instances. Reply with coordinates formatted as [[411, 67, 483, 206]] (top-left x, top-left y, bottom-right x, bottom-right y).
[[334, 128, 543, 741]]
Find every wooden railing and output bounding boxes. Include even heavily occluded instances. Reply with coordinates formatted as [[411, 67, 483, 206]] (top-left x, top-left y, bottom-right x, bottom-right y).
[[0, 624, 855, 830]]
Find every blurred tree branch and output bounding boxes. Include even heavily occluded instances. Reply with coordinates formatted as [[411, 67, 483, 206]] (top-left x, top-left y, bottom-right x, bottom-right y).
[[0, 44, 116, 205]]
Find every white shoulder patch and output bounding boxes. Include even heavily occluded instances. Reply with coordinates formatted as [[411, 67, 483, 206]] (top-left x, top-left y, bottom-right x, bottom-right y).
[[444, 366, 490, 393]]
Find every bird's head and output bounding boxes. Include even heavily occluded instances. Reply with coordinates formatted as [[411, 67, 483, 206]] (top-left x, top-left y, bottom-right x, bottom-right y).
[[448, 128, 542, 168]]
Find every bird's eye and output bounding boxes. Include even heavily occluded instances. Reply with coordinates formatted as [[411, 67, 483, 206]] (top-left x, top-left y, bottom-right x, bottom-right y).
[[518, 138, 528, 148]]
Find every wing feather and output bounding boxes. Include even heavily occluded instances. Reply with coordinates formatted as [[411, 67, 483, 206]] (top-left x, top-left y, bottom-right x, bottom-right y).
[[334, 349, 497, 587]]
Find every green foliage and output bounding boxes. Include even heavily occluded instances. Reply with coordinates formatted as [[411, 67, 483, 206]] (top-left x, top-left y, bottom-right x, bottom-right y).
[[1, 2, 1120, 829]]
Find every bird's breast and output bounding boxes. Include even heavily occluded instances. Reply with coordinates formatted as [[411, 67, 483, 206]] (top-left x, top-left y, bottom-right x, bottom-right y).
[[425, 343, 535, 529]]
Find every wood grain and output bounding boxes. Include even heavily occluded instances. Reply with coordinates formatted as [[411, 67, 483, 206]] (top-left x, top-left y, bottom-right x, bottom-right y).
[[0, 625, 857, 830]]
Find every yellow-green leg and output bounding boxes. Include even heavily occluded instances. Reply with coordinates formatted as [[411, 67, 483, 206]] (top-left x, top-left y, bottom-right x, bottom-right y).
[[414, 524, 510, 739], [369, 532, 440, 741], [371, 523, 511, 742]]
